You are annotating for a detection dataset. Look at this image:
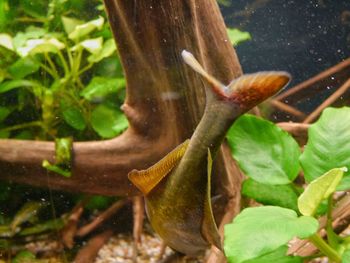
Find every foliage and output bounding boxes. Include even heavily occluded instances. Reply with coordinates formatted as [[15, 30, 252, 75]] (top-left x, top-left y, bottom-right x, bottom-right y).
[[225, 107, 350, 263], [0, 0, 125, 259], [0, 1, 127, 141], [227, 28, 251, 46]]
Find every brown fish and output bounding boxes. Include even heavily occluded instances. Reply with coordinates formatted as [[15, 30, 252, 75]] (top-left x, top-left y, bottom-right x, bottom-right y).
[[128, 50, 290, 255]]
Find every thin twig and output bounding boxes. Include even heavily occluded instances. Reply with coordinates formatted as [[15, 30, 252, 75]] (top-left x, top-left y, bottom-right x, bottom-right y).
[[132, 196, 144, 262], [76, 199, 129, 237], [270, 100, 306, 119], [303, 78, 350, 123], [274, 58, 350, 101], [132, 196, 144, 245]]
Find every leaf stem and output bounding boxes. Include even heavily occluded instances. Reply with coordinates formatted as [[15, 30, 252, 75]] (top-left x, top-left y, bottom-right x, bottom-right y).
[[39, 62, 58, 79], [326, 195, 340, 248], [0, 121, 42, 132], [44, 53, 59, 79], [309, 233, 341, 262], [78, 63, 93, 75], [57, 50, 70, 77]]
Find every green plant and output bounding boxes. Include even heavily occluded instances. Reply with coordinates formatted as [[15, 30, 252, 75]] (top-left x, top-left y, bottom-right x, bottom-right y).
[[0, 1, 125, 258], [224, 107, 350, 263], [0, 3, 127, 141]]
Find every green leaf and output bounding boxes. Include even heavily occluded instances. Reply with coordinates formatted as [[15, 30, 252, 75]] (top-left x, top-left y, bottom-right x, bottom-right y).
[[71, 37, 103, 54], [12, 27, 46, 50], [227, 28, 251, 46], [0, 79, 39, 93], [0, 33, 14, 50], [342, 249, 350, 263], [242, 178, 299, 211], [19, 218, 64, 236], [8, 57, 40, 79], [88, 38, 116, 63], [298, 168, 346, 216], [17, 38, 65, 57], [0, 107, 11, 122], [243, 245, 302, 263], [300, 107, 350, 190], [10, 202, 42, 234], [81, 77, 125, 101], [62, 105, 86, 131], [19, 0, 47, 19], [227, 115, 301, 185], [12, 250, 36, 263], [68, 16, 104, 41], [0, 225, 12, 238], [42, 160, 71, 178], [85, 196, 115, 211], [42, 138, 73, 177], [91, 104, 128, 138], [224, 206, 318, 263], [61, 16, 84, 35]]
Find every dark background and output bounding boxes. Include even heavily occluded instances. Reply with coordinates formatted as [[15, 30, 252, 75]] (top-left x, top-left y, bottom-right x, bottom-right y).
[[221, 0, 350, 87]]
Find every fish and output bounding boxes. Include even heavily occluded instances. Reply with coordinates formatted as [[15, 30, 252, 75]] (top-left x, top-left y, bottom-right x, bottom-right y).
[[128, 50, 291, 255]]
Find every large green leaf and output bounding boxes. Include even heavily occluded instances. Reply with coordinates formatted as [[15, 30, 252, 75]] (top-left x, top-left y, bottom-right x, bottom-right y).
[[242, 178, 299, 211], [61, 104, 86, 131], [243, 245, 302, 263], [224, 206, 318, 263], [227, 115, 301, 185], [81, 76, 125, 101], [298, 168, 346, 216], [8, 57, 40, 79], [300, 107, 350, 190], [91, 104, 128, 138]]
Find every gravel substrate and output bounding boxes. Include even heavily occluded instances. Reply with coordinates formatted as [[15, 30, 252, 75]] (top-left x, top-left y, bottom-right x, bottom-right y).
[[95, 233, 173, 263]]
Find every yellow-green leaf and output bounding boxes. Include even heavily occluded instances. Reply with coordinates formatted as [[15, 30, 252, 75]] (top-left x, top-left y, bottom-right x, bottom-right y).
[[298, 167, 346, 216], [68, 16, 104, 41]]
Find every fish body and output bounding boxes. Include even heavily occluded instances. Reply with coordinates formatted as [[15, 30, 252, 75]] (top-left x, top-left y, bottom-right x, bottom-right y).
[[128, 50, 291, 255]]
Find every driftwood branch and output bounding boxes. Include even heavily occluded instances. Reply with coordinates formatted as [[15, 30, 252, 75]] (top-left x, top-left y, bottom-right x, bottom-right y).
[[0, 0, 242, 201], [270, 57, 350, 122]]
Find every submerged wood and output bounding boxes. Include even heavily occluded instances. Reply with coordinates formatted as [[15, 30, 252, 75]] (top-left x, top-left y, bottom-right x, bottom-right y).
[[0, 0, 242, 198]]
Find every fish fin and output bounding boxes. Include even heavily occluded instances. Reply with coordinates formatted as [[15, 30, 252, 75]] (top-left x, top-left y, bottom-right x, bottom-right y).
[[225, 71, 291, 109], [181, 50, 224, 91], [201, 149, 222, 250], [128, 140, 190, 195]]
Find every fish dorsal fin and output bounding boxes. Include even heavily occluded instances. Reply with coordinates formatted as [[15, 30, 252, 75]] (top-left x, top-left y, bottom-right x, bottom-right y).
[[128, 140, 190, 195], [201, 149, 222, 250]]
